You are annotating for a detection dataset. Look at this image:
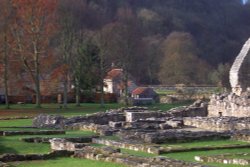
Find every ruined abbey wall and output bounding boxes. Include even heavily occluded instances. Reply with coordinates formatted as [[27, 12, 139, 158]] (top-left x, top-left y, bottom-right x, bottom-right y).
[[230, 38, 250, 95], [208, 38, 250, 117]]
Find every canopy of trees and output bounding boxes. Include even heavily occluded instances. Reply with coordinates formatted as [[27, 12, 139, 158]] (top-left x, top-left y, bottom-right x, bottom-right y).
[[1, 0, 250, 106]]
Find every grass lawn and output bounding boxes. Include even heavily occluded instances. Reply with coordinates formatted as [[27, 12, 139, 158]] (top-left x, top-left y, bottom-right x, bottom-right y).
[[0, 130, 96, 154], [2, 102, 248, 167], [148, 102, 192, 111], [11, 158, 126, 167], [0, 119, 33, 127], [0, 103, 124, 118], [0, 102, 190, 118], [155, 90, 176, 95]]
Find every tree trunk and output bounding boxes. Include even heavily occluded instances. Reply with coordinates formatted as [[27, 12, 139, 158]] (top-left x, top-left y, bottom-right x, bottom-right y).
[[63, 77, 68, 108], [100, 55, 105, 108], [34, 44, 41, 108], [3, 33, 9, 109], [75, 78, 80, 107]]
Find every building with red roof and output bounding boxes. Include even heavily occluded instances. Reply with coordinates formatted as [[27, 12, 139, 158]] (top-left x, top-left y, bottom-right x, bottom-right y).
[[103, 68, 137, 96], [132, 87, 158, 100]]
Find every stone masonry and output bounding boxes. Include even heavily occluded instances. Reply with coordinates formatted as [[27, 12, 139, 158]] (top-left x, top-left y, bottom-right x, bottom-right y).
[[230, 38, 250, 96]]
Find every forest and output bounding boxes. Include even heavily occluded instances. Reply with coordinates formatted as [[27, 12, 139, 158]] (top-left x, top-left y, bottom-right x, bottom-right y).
[[0, 0, 250, 107]]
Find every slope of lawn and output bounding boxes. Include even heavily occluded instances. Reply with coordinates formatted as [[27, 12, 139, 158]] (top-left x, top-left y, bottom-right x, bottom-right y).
[[0, 103, 124, 118], [0, 130, 96, 154], [0, 102, 190, 118], [11, 158, 126, 167], [0, 119, 33, 127]]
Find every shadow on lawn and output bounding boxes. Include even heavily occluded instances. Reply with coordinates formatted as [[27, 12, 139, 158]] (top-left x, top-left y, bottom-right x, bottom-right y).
[[0, 137, 18, 154]]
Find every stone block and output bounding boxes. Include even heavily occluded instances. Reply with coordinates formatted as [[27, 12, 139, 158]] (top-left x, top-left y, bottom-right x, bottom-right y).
[[109, 121, 123, 128]]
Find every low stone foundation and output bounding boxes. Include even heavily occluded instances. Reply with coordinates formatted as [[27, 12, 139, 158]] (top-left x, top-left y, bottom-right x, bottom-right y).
[[22, 136, 98, 143], [33, 111, 126, 129], [50, 138, 205, 167], [0, 151, 73, 162], [67, 123, 116, 136], [184, 117, 250, 131], [117, 129, 231, 144], [50, 139, 87, 151], [195, 153, 250, 166], [0, 130, 65, 136], [92, 138, 250, 155], [92, 138, 160, 154], [232, 131, 250, 142]]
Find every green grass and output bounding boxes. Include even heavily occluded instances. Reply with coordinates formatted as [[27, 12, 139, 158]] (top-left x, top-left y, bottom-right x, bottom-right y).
[[10, 158, 126, 167], [121, 149, 155, 157], [0, 103, 122, 110], [0, 130, 96, 154], [148, 102, 192, 111], [0, 103, 124, 118], [0, 119, 33, 127], [0, 136, 50, 154], [0, 102, 190, 118], [155, 90, 176, 95]]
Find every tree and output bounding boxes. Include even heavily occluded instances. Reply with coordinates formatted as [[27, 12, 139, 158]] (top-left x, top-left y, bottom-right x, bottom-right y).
[[73, 30, 99, 106], [56, 0, 87, 108], [210, 63, 231, 89], [0, 0, 13, 109], [105, 7, 143, 105], [159, 32, 210, 85], [95, 27, 115, 108], [12, 0, 57, 108]]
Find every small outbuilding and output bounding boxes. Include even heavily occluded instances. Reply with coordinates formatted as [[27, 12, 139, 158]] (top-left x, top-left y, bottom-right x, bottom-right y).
[[131, 87, 159, 105]]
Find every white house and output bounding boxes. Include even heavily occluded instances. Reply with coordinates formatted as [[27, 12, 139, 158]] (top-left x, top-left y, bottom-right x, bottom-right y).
[[103, 68, 137, 96]]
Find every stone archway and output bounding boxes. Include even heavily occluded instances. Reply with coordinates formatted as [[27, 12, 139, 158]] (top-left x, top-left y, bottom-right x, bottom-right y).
[[230, 38, 250, 96]]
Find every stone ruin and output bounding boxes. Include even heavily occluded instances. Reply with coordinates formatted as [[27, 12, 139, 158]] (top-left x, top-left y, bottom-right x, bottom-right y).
[[29, 39, 250, 166], [208, 37, 250, 117], [31, 98, 250, 167], [230, 38, 250, 96]]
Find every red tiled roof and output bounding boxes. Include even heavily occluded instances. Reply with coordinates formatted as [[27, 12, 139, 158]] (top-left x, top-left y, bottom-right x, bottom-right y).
[[132, 87, 148, 95], [105, 68, 123, 79]]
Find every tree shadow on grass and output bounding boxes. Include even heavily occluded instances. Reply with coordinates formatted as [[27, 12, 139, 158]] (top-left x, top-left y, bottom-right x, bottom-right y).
[[0, 137, 18, 154]]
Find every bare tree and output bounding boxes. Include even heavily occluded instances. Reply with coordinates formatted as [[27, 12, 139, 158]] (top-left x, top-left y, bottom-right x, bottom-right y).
[[0, 0, 14, 109]]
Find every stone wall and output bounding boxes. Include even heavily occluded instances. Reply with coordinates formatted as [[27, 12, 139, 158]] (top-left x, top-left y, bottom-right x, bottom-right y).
[[0, 151, 73, 162], [116, 129, 230, 144], [50, 138, 86, 151], [22, 136, 97, 143], [50, 139, 204, 167], [0, 130, 65, 136], [167, 100, 208, 117], [230, 38, 250, 95], [208, 92, 250, 117], [195, 153, 250, 166], [92, 138, 160, 154], [232, 131, 250, 142], [184, 117, 250, 131], [33, 111, 125, 129]]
